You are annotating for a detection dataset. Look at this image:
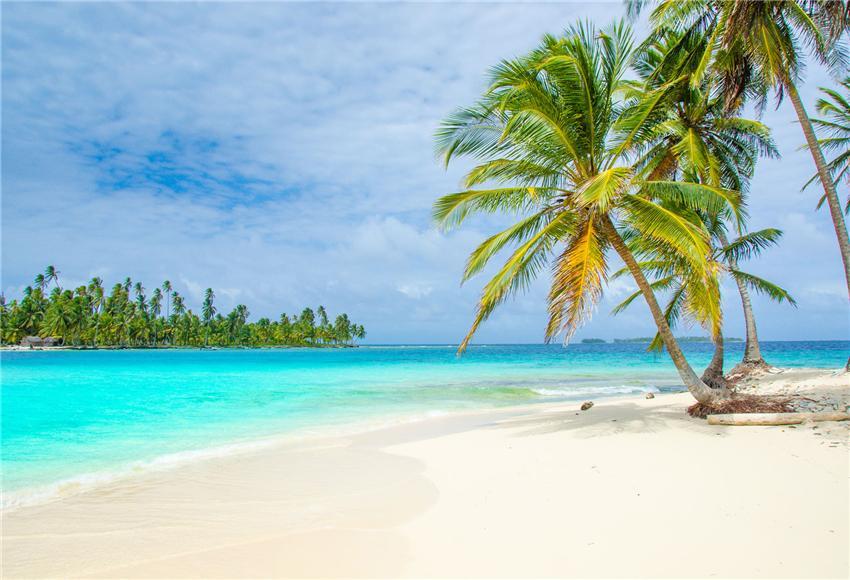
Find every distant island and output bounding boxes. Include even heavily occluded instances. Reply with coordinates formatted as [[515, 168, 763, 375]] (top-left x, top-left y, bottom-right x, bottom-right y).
[[1, 266, 366, 348], [582, 336, 742, 344]]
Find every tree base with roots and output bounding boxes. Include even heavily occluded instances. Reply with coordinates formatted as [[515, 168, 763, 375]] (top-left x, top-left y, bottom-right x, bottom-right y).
[[700, 368, 729, 390], [725, 359, 774, 387], [687, 394, 793, 419]]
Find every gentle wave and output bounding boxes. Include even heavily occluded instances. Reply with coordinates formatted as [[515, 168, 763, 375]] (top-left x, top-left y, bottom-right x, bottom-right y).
[[0, 407, 460, 512], [1, 438, 278, 512], [531, 384, 661, 397], [0, 384, 673, 511]]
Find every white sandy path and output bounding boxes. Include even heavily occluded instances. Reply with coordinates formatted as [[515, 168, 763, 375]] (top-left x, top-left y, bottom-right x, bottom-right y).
[[389, 390, 849, 578]]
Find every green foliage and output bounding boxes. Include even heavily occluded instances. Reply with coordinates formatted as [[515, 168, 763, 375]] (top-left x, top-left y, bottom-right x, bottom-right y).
[[810, 77, 850, 214], [0, 268, 366, 348], [435, 20, 740, 352]]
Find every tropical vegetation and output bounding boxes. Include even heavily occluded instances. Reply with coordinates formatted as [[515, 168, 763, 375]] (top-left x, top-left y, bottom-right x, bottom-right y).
[[434, 2, 850, 404], [810, 77, 850, 213], [0, 267, 366, 348], [631, 0, 850, 299], [610, 26, 796, 387]]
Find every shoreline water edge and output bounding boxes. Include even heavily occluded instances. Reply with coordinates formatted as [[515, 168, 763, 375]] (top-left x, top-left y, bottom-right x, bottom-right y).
[[3, 343, 848, 501]]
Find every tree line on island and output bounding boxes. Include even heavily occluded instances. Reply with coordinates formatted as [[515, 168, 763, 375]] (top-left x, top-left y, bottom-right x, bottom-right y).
[[434, 2, 849, 410], [580, 337, 742, 344], [0, 268, 366, 348]]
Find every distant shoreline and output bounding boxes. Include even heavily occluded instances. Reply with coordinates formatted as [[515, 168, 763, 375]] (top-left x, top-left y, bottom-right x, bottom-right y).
[[3, 339, 847, 352], [0, 344, 358, 352]]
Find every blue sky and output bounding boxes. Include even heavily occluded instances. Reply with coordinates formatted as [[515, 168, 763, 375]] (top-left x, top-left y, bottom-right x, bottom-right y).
[[2, 2, 849, 343]]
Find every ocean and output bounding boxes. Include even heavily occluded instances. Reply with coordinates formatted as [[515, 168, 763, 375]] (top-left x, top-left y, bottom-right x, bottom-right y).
[[1, 341, 846, 508]]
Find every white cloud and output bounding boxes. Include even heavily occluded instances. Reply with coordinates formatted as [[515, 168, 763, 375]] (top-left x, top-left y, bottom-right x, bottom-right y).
[[397, 283, 433, 300], [2, 2, 848, 342]]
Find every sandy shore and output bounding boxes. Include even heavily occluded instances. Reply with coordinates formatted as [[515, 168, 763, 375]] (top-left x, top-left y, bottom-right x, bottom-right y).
[[3, 368, 848, 578]]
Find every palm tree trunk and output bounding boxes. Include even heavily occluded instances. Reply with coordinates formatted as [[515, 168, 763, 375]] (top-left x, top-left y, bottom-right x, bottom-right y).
[[602, 216, 725, 404], [786, 81, 850, 300], [701, 331, 727, 389], [717, 232, 766, 366]]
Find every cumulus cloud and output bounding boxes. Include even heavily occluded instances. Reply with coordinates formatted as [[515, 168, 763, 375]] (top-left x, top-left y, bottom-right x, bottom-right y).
[[2, 2, 848, 342]]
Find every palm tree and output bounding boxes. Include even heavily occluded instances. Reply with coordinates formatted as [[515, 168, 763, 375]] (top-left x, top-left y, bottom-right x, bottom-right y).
[[44, 265, 61, 290], [317, 305, 330, 344], [633, 26, 784, 373], [614, 224, 795, 387], [150, 288, 163, 346], [354, 324, 367, 342], [134, 283, 148, 317], [42, 298, 72, 342], [88, 277, 105, 347], [34, 274, 46, 291], [809, 77, 850, 214], [635, 0, 850, 300], [171, 293, 186, 345], [434, 22, 741, 404], [202, 288, 216, 347], [299, 308, 316, 345], [6, 267, 365, 349], [333, 313, 352, 344], [162, 280, 173, 328]]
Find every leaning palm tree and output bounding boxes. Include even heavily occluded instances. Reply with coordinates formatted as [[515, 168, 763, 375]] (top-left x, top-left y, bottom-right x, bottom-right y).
[[633, 0, 850, 300], [44, 265, 61, 290], [614, 223, 795, 387], [632, 27, 784, 373], [808, 77, 850, 214], [434, 21, 741, 404]]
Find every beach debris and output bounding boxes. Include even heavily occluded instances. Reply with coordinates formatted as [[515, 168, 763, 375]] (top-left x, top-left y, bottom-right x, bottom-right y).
[[580, 401, 594, 411], [707, 412, 850, 426], [645, 393, 655, 399]]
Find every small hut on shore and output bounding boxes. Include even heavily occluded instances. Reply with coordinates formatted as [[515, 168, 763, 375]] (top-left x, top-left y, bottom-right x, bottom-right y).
[[20, 336, 62, 348]]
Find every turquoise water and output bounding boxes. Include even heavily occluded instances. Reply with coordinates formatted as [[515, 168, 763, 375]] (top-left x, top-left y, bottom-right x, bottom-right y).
[[1, 341, 846, 505]]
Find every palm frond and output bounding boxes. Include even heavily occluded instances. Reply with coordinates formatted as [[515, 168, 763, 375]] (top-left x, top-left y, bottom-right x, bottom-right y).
[[730, 269, 797, 306], [721, 228, 783, 263], [610, 275, 676, 314], [457, 213, 574, 352], [545, 217, 608, 342], [433, 187, 551, 230], [620, 194, 711, 271], [462, 209, 574, 282]]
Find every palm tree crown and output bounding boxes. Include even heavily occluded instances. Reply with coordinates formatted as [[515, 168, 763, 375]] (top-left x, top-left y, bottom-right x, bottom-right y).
[[435, 21, 738, 351]]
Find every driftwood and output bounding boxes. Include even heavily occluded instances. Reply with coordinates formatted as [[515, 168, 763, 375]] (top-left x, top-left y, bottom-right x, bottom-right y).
[[707, 412, 850, 426]]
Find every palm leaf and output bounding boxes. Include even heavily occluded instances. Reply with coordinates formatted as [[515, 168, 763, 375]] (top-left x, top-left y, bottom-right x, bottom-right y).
[[730, 270, 797, 306], [545, 217, 608, 342], [620, 194, 711, 272], [611, 275, 676, 314], [433, 187, 552, 230], [721, 228, 783, 263], [458, 213, 575, 352]]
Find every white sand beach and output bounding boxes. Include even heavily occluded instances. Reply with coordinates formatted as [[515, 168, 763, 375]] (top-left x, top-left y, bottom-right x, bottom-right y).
[[3, 368, 848, 579]]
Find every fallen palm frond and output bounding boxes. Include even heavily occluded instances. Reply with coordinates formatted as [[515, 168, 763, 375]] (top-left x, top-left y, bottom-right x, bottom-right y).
[[687, 394, 794, 419]]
